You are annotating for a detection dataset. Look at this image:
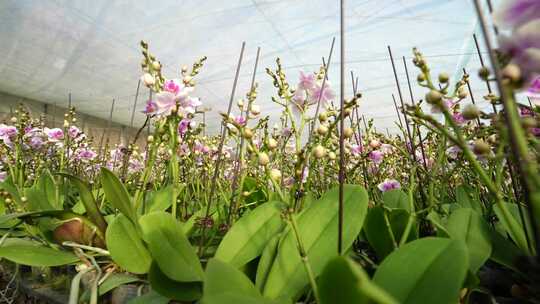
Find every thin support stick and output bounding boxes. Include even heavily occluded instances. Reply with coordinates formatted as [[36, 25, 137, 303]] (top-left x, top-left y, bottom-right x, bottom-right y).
[[200, 42, 246, 255], [338, 0, 345, 255], [473, 34, 498, 114]]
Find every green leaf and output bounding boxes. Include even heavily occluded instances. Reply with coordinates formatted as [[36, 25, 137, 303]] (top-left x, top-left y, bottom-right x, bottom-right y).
[[373, 237, 468, 304], [61, 173, 107, 234], [215, 201, 285, 268], [25, 186, 54, 211], [148, 262, 202, 301], [489, 228, 522, 271], [38, 170, 60, 209], [128, 290, 169, 304], [80, 273, 140, 301], [382, 190, 410, 211], [364, 206, 417, 259], [0, 238, 79, 267], [319, 256, 398, 304], [426, 211, 449, 237], [141, 185, 177, 215], [106, 214, 151, 274], [262, 185, 368, 300], [455, 185, 482, 213], [203, 258, 286, 304], [100, 167, 137, 224], [493, 202, 528, 253], [446, 208, 491, 272], [255, 233, 281, 291], [139, 212, 204, 282]]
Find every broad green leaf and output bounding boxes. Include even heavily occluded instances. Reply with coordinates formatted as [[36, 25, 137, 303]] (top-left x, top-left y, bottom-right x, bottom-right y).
[[215, 201, 285, 268], [489, 228, 522, 271], [262, 185, 368, 300], [382, 190, 410, 211], [256, 233, 281, 291], [319, 256, 398, 304], [364, 206, 417, 259], [0, 176, 22, 204], [0, 238, 79, 266], [455, 185, 482, 213], [141, 185, 177, 214], [62, 173, 107, 234], [426, 211, 449, 237], [100, 167, 137, 224], [148, 262, 202, 301], [128, 290, 169, 304], [80, 273, 140, 301], [37, 170, 60, 209], [26, 186, 54, 211], [106, 214, 151, 274], [203, 258, 286, 304], [373, 237, 468, 304], [446, 208, 491, 272], [140, 212, 203, 282], [493, 202, 528, 253]]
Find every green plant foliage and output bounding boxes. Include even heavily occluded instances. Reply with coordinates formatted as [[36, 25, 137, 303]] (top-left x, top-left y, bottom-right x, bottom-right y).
[[364, 206, 417, 259], [382, 189, 411, 211], [148, 262, 202, 301], [106, 214, 152, 274], [127, 290, 169, 304], [493, 202, 528, 253], [319, 256, 398, 304], [215, 201, 285, 268], [373, 237, 468, 304], [202, 258, 287, 304], [262, 185, 368, 300], [142, 185, 176, 214], [446, 208, 491, 272], [0, 238, 79, 267], [100, 167, 137, 224], [455, 185, 482, 213], [255, 232, 281, 291], [139, 212, 204, 282]]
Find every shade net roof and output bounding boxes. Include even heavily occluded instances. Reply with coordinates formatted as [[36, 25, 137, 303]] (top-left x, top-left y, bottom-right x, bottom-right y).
[[0, 0, 499, 133]]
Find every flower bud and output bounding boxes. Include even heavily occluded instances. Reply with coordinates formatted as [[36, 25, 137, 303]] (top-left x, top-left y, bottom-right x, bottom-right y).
[[369, 139, 381, 148], [328, 151, 336, 160], [269, 169, 282, 181], [312, 145, 326, 159], [251, 105, 261, 116], [458, 88, 468, 99], [267, 138, 278, 150], [462, 104, 480, 120], [522, 117, 537, 129], [181, 66, 188, 73], [317, 125, 328, 135], [478, 67, 490, 80], [502, 63, 521, 83], [143, 73, 155, 86], [318, 112, 327, 122], [147, 135, 154, 143], [425, 90, 442, 104], [10, 117, 17, 123], [343, 127, 353, 138], [438, 73, 449, 83], [151, 61, 161, 70], [63, 120, 69, 128], [258, 152, 270, 166], [243, 128, 253, 139], [417, 73, 425, 82], [237, 99, 244, 108], [473, 140, 490, 155]]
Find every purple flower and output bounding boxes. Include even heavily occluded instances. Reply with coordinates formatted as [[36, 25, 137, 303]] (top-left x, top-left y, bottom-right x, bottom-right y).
[[44, 128, 64, 142], [531, 127, 540, 137], [282, 127, 292, 137], [377, 179, 401, 192], [178, 119, 190, 137], [446, 145, 462, 159], [77, 149, 97, 162], [128, 159, 144, 173], [452, 112, 466, 125], [527, 76, 540, 98], [234, 115, 246, 126], [351, 144, 363, 156], [29, 136, 44, 149], [369, 150, 384, 164], [154, 91, 178, 116], [143, 100, 158, 115], [0, 170, 6, 183], [68, 126, 81, 138], [520, 106, 534, 116], [498, 19, 540, 83], [494, 0, 540, 28], [298, 71, 316, 90], [431, 98, 457, 113], [0, 124, 17, 147], [164, 79, 181, 94], [309, 82, 335, 105]]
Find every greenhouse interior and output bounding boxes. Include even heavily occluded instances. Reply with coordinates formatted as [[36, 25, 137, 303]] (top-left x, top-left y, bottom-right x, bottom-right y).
[[0, 0, 539, 303]]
